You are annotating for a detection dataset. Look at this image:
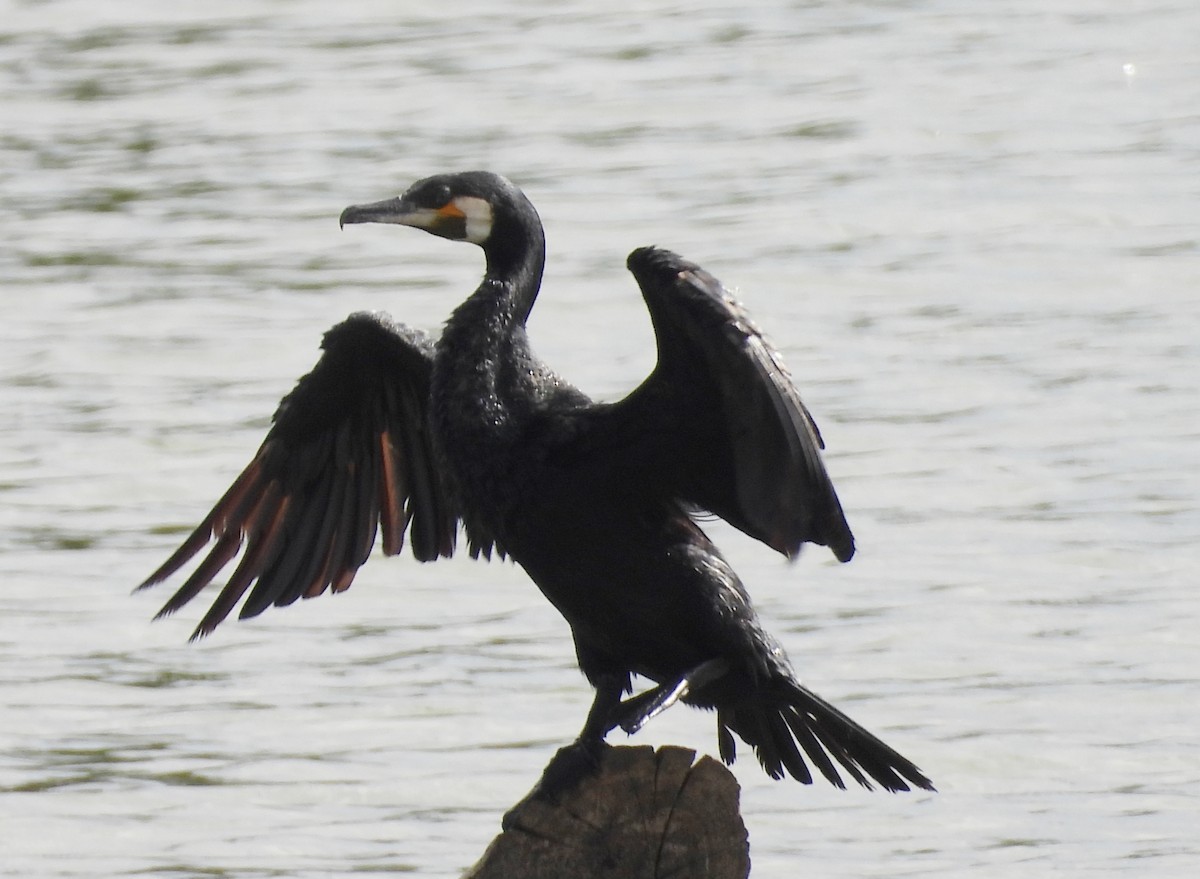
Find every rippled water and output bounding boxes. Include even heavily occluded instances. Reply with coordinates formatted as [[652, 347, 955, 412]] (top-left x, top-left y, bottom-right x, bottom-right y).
[[3, 1, 1198, 876]]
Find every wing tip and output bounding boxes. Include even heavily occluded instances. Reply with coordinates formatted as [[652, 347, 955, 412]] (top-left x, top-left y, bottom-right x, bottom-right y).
[[626, 245, 694, 279]]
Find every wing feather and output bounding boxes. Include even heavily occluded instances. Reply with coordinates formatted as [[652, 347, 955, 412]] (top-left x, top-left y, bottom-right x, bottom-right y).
[[138, 311, 491, 636], [617, 247, 854, 562]]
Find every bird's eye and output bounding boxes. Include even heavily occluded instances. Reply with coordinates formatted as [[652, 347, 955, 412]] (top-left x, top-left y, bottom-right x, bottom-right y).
[[431, 183, 453, 208]]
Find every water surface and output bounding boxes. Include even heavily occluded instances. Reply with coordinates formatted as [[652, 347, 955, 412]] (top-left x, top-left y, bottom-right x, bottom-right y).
[[2, 1, 1198, 876]]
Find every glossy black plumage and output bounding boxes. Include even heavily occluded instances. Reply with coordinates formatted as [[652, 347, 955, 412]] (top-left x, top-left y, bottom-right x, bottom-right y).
[[139, 170, 931, 792]]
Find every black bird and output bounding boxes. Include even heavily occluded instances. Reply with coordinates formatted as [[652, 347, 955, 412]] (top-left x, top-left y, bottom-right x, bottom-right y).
[[139, 171, 932, 792]]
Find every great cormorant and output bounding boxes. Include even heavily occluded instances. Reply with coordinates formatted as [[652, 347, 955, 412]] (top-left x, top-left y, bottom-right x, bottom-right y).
[[139, 171, 932, 792]]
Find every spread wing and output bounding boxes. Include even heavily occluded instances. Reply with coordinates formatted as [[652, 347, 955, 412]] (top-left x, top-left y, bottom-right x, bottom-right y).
[[609, 246, 854, 561], [137, 311, 487, 639]]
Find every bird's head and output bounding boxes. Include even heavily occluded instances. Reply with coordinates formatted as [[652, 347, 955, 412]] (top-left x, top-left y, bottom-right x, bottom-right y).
[[339, 171, 535, 247]]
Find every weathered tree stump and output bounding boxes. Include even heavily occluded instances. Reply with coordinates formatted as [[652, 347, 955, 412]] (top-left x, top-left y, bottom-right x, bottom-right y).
[[462, 744, 750, 879]]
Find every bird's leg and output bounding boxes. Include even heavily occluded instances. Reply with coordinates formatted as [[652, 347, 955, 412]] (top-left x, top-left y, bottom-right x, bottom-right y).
[[577, 674, 629, 744], [614, 682, 685, 735], [530, 675, 627, 800], [615, 658, 729, 734]]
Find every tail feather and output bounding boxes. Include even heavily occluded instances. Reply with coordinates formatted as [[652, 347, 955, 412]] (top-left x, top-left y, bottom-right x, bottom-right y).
[[768, 710, 817, 785], [721, 680, 934, 792], [783, 708, 848, 789], [717, 713, 738, 764], [805, 706, 912, 792]]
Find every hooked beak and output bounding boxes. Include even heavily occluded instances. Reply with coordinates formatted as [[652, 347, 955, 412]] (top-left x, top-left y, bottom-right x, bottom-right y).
[[339, 198, 468, 237], [340, 197, 426, 229]]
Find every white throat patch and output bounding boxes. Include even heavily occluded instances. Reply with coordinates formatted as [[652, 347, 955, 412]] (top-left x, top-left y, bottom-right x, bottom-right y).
[[454, 196, 494, 244]]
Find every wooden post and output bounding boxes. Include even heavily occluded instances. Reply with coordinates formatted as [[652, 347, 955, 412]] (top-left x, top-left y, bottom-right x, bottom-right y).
[[463, 744, 750, 879]]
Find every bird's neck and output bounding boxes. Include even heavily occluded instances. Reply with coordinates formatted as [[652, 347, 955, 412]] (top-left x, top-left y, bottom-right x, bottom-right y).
[[434, 226, 546, 429], [482, 218, 546, 324]]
